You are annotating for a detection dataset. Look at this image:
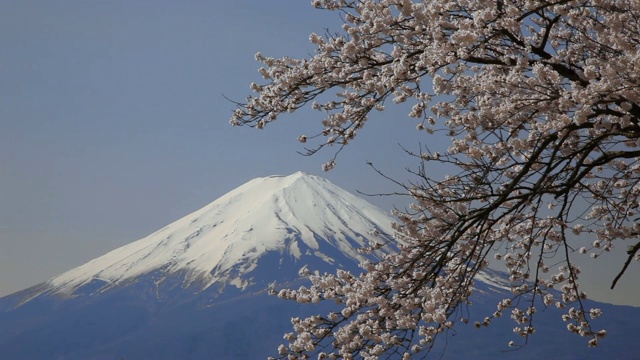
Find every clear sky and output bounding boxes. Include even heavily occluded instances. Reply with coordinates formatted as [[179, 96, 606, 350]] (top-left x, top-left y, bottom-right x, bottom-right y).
[[1, 1, 638, 306]]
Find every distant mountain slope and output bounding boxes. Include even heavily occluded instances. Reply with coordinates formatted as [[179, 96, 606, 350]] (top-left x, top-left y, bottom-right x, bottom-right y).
[[0, 172, 396, 360], [0, 172, 637, 360]]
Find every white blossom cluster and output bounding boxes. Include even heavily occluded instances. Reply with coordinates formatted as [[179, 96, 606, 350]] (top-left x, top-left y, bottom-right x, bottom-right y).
[[232, 0, 640, 358]]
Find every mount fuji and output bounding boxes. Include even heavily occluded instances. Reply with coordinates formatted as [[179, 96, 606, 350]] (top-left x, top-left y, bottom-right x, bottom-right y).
[[25, 171, 395, 300], [0, 172, 638, 359], [0, 172, 396, 359]]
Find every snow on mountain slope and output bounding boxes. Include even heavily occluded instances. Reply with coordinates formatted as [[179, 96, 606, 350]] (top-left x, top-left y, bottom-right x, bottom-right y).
[[43, 172, 396, 296]]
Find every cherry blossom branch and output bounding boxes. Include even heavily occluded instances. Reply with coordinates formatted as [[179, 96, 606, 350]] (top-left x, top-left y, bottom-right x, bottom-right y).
[[611, 241, 640, 289], [230, 1, 640, 357]]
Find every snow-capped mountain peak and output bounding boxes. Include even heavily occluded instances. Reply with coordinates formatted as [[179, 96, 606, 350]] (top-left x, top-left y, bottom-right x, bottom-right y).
[[45, 172, 396, 296]]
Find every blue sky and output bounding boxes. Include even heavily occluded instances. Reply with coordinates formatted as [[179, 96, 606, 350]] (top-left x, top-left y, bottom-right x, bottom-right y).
[[0, 1, 422, 297], [1, 1, 637, 306]]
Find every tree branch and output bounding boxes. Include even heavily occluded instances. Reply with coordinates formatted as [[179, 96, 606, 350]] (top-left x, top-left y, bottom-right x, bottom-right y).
[[611, 241, 640, 289]]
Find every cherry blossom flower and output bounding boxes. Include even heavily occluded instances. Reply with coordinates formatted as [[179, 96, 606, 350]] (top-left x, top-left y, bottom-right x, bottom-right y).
[[232, 0, 640, 358]]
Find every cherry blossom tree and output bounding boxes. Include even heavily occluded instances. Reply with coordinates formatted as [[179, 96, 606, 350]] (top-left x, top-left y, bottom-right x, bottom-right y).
[[230, 0, 640, 358]]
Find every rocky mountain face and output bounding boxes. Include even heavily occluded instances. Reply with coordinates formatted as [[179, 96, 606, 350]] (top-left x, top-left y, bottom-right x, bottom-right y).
[[0, 172, 637, 359]]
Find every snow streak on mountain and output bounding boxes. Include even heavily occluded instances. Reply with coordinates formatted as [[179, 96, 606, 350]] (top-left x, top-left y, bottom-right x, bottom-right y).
[[42, 171, 396, 297]]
